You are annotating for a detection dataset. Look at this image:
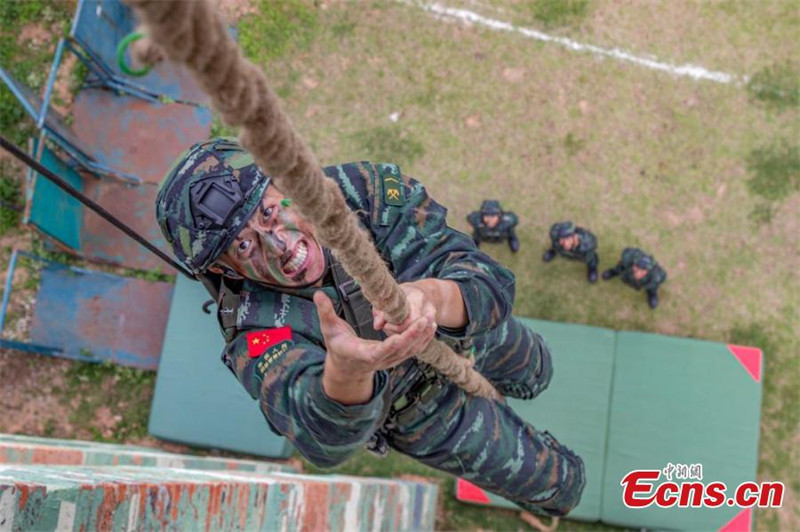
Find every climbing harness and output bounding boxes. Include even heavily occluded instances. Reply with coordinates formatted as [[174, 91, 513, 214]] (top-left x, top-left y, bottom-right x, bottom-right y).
[[328, 249, 383, 342]]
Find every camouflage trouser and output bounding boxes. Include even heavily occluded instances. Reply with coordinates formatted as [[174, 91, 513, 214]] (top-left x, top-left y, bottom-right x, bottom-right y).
[[384, 317, 586, 517]]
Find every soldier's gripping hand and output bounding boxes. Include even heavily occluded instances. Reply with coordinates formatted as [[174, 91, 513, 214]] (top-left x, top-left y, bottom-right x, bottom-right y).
[[314, 291, 436, 405], [373, 279, 468, 333], [372, 282, 438, 336]]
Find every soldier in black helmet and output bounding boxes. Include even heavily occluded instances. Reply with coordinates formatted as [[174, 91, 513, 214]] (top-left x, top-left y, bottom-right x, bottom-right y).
[[543, 221, 600, 283], [466, 200, 520, 253], [156, 139, 585, 518], [602, 248, 667, 309]]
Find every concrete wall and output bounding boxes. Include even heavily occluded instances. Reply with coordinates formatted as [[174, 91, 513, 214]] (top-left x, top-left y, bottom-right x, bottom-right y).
[[0, 466, 438, 531]]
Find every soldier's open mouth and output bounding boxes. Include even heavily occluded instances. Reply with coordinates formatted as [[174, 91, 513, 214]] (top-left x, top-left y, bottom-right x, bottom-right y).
[[282, 240, 309, 277]]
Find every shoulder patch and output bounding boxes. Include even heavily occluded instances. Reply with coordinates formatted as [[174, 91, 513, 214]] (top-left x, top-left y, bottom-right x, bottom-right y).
[[246, 326, 293, 358], [378, 163, 405, 207], [253, 340, 294, 381]]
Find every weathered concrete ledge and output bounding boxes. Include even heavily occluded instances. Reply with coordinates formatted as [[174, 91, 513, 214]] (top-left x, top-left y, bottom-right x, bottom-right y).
[[0, 439, 295, 474], [0, 466, 438, 531]]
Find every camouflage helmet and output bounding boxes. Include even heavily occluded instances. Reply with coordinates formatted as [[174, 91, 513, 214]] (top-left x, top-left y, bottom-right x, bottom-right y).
[[480, 200, 503, 215], [553, 221, 576, 240], [635, 255, 655, 270], [156, 137, 271, 274]]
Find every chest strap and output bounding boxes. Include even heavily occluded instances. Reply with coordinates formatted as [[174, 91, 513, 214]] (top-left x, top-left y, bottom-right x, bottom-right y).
[[213, 252, 384, 343], [328, 252, 383, 342]]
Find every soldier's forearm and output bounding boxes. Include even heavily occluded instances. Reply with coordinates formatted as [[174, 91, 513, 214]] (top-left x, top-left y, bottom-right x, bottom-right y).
[[322, 358, 375, 405], [413, 278, 468, 329]]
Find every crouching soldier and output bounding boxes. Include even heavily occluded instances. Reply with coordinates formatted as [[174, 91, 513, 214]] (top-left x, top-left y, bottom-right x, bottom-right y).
[[543, 221, 599, 283], [467, 200, 520, 252], [602, 248, 667, 309]]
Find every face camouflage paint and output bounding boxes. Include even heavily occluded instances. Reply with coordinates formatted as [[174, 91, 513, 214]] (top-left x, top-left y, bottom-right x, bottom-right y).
[[218, 186, 326, 287]]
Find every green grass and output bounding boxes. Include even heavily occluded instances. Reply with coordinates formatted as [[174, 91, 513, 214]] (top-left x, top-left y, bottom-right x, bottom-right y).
[[729, 318, 800, 530], [564, 132, 586, 157], [513, 0, 591, 28], [120, 267, 174, 283], [746, 140, 800, 201], [0, 0, 73, 145], [747, 62, 800, 112], [747, 202, 774, 227], [0, 85, 32, 147], [265, 3, 799, 528], [0, 169, 22, 236], [68, 59, 89, 94], [210, 114, 239, 139], [29, 235, 79, 266], [330, 10, 356, 39], [349, 126, 426, 167], [239, 0, 319, 66]]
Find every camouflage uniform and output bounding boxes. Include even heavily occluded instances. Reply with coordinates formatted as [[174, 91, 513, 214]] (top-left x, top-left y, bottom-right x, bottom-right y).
[[602, 247, 667, 309], [467, 200, 520, 252], [156, 139, 585, 517], [543, 221, 599, 283]]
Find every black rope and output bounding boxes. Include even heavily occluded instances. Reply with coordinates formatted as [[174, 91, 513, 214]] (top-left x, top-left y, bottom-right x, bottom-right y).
[[0, 134, 195, 280]]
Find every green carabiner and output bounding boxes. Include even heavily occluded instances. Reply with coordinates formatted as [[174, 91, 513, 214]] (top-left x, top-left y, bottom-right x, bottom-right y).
[[116, 32, 152, 77]]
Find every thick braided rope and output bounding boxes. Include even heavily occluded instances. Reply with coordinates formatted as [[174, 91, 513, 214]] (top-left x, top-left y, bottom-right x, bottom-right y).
[[126, 0, 499, 400], [130, 29, 165, 67]]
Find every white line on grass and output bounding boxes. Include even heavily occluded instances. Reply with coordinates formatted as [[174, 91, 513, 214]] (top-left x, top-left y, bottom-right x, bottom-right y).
[[409, 2, 747, 85]]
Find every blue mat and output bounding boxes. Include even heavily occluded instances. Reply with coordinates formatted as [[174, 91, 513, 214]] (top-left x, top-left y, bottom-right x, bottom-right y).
[[69, 0, 211, 104], [29, 262, 173, 369]]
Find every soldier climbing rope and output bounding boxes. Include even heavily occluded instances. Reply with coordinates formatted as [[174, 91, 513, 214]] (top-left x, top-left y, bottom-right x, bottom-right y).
[[122, 0, 500, 400]]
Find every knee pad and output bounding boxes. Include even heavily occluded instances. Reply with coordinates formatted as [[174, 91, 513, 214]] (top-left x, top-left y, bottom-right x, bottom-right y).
[[524, 431, 586, 517], [494, 333, 554, 400]]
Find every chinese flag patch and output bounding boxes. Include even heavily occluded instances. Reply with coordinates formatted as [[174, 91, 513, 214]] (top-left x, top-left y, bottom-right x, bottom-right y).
[[246, 326, 292, 358]]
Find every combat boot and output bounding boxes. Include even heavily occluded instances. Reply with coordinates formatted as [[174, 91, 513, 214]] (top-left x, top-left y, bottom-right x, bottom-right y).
[[509, 237, 520, 253], [587, 266, 598, 284], [542, 249, 556, 262], [601, 269, 616, 280], [647, 290, 659, 309]]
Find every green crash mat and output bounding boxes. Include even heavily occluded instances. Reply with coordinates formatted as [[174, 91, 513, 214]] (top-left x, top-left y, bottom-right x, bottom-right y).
[[456, 318, 617, 522], [149, 275, 294, 458], [601, 332, 762, 531]]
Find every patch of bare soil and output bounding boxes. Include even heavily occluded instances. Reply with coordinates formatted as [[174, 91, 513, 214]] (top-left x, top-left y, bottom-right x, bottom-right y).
[[0, 231, 36, 343], [50, 53, 78, 116], [0, 232, 93, 439], [0, 351, 75, 435], [17, 23, 51, 47], [0, 231, 32, 257]]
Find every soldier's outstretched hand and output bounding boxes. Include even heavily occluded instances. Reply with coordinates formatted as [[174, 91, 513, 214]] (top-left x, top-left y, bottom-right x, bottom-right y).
[[314, 291, 436, 375]]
